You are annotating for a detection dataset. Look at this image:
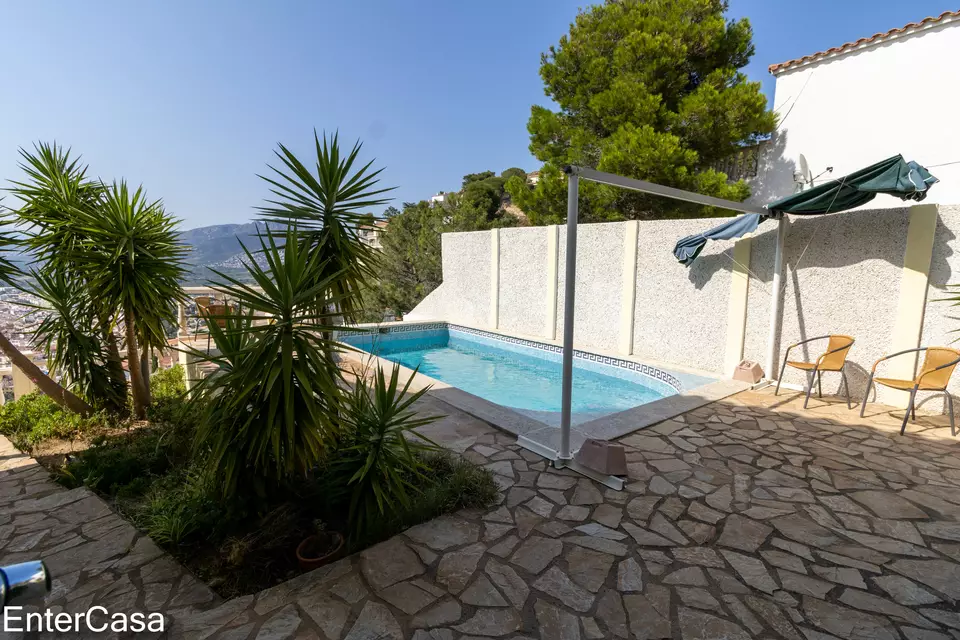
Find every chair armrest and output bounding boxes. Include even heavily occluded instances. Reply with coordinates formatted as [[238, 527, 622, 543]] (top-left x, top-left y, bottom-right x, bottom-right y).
[[786, 335, 831, 350], [871, 347, 927, 374], [783, 335, 831, 367], [916, 355, 960, 386]]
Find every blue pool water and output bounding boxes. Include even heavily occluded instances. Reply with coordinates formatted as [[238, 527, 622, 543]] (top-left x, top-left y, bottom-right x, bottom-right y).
[[345, 327, 673, 423]]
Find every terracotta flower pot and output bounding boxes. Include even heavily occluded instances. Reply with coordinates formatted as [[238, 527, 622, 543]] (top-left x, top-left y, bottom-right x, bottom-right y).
[[296, 532, 344, 571]]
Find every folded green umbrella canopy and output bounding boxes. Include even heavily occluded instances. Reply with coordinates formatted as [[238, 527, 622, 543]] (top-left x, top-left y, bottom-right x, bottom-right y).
[[767, 154, 938, 214], [673, 155, 938, 265]]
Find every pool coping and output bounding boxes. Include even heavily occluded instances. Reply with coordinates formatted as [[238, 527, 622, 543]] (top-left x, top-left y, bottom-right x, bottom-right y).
[[337, 321, 749, 451]]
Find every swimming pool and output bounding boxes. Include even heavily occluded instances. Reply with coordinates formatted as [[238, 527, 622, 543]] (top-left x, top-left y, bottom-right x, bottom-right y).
[[339, 323, 714, 427]]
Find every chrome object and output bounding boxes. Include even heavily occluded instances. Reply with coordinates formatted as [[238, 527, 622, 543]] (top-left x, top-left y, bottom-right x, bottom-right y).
[[1, 561, 51, 607]]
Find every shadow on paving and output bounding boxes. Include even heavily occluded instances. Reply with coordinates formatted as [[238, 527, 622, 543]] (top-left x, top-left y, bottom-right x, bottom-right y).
[[166, 386, 960, 639]]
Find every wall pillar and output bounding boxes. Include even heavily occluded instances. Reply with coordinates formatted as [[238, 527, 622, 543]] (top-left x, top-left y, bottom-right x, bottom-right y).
[[724, 237, 753, 376], [886, 203, 939, 406], [12, 364, 38, 401], [545, 225, 560, 340], [490, 228, 500, 330], [618, 221, 639, 355]]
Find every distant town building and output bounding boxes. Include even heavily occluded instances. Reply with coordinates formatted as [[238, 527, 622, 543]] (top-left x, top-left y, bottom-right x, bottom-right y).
[[358, 219, 388, 250], [526, 170, 540, 185]]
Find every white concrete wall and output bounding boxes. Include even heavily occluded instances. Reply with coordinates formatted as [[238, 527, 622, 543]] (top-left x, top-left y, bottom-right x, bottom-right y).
[[752, 19, 960, 206], [434, 231, 492, 327], [497, 227, 549, 336], [556, 223, 625, 353], [633, 219, 738, 373], [918, 205, 960, 411], [742, 209, 910, 404], [411, 204, 960, 418]]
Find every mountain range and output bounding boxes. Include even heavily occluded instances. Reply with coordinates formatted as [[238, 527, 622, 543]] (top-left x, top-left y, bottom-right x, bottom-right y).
[[180, 222, 263, 283]]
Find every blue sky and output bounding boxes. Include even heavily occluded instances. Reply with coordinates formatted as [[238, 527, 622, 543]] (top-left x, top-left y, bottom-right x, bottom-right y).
[[1, 1, 955, 228]]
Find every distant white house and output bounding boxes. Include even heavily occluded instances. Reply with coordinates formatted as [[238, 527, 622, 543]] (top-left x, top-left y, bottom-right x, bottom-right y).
[[430, 192, 451, 207], [751, 10, 960, 206]]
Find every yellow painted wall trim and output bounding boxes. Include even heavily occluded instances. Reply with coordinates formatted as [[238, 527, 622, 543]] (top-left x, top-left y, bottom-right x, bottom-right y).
[[11, 366, 37, 401], [490, 228, 500, 330], [545, 225, 559, 339], [887, 203, 939, 407], [724, 237, 752, 376], [618, 221, 640, 355]]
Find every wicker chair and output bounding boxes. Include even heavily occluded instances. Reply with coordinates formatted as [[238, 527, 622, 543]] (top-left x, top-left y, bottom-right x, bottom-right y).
[[860, 346, 960, 436], [775, 335, 855, 409]]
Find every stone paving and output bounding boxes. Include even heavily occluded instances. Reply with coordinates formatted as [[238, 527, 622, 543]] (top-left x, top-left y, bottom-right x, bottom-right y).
[[181, 389, 960, 639], [0, 435, 220, 638], [6, 387, 960, 639]]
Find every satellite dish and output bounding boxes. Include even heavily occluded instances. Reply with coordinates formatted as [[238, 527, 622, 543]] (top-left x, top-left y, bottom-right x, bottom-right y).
[[798, 154, 810, 179]]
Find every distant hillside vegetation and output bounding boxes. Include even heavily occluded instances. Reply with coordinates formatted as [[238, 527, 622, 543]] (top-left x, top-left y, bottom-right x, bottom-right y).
[[180, 222, 264, 284]]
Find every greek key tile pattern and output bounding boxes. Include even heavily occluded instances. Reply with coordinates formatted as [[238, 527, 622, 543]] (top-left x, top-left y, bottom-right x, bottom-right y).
[[449, 324, 684, 392]]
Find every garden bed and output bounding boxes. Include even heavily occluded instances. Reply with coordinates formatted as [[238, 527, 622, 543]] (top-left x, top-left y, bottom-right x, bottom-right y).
[[3, 367, 498, 599]]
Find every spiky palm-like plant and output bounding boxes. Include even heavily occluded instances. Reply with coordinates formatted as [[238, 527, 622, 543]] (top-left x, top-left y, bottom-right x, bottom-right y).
[[68, 181, 188, 419], [24, 269, 125, 411], [257, 131, 394, 323], [0, 203, 94, 415], [188, 228, 348, 497]]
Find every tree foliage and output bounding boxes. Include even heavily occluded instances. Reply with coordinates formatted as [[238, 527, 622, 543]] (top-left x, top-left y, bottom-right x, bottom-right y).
[[374, 203, 443, 316], [507, 0, 776, 224], [372, 167, 524, 316], [7, 143, 188, 417]]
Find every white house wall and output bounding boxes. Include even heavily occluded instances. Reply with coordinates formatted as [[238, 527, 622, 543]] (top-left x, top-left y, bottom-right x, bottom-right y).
[[753, 20, 960, 206]]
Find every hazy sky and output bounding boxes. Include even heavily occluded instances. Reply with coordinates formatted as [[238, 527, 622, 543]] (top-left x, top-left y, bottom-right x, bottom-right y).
[[1, 1, 955, 228]]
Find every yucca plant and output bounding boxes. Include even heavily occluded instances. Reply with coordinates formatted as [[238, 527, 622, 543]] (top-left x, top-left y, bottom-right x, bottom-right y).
[[7, 143, 188, 418], [67, 181, 188, 418], [257, 131, 394, 323], [189, 227, 349, 499], [23, 269, 125, 411], [332, 363, 439, 539]]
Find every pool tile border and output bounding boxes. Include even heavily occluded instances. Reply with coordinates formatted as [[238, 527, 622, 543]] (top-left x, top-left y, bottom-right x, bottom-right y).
[[341, 321, 696, 394]]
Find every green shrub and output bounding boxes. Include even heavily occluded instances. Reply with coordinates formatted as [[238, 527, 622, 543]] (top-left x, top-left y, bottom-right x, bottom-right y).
[[0, 392, 106, 451], [151, 365, 186, 400], [330, 364, 440, 539], [336, 450, 498, 549], [57, 421, 193, 496], [133, 469, 226, 546], [147, 365, 189, 424]]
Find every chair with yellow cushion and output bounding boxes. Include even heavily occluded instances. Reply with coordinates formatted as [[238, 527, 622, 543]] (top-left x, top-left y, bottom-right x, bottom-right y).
[[860, 346, 960, 436], [775, 335, 855, 409]]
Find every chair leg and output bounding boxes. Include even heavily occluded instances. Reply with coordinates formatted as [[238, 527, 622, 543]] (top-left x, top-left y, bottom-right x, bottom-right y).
[[817, 371, 823, 398], [775, 359, 789, 396], [860, 375, 874, 418], [901, 386, 918, 435], [947, 393, 957, 437], [841, 369, 851, 410], [803, 371, 815, 409], [912, 399, 917, 422]]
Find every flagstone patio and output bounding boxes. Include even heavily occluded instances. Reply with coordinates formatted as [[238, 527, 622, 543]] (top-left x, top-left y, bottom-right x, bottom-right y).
[[0, 436, 220, 637], [179, 388, 960, 639], [5, 386, 960, 639]]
